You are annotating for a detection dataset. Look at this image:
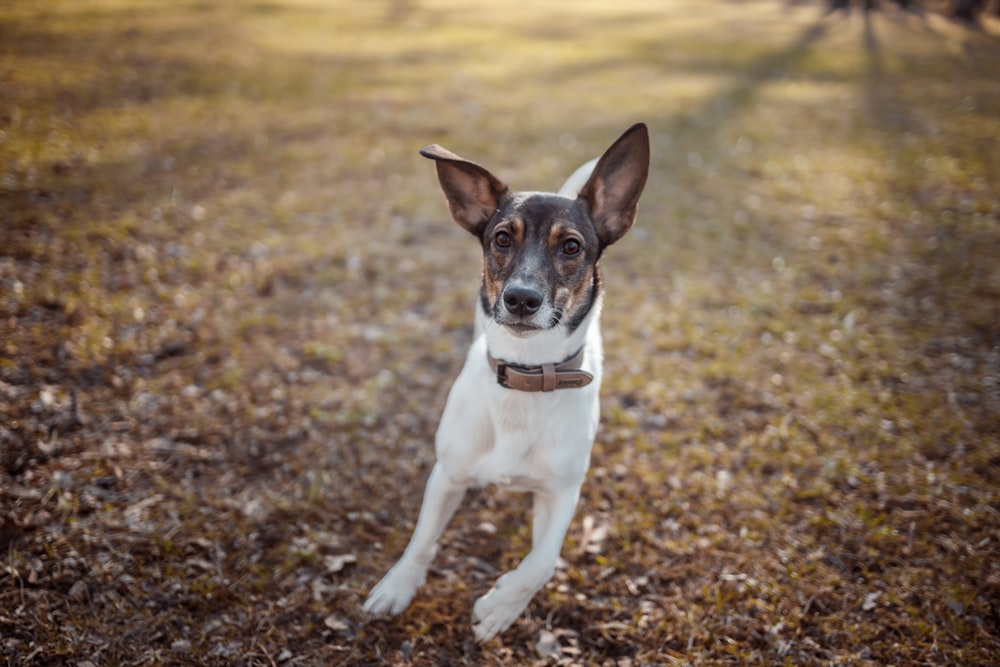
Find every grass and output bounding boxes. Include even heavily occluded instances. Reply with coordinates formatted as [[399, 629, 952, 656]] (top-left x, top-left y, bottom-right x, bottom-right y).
[[2, 0, 999, 664]]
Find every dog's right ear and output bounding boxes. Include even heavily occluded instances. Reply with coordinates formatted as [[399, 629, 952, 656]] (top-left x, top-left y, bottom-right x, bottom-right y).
[[420, 145, 509, 237]]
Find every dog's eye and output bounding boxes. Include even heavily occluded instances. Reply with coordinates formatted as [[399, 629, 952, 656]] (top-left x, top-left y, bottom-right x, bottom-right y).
[[562, 238, 581, 255], [495, 231, 512, 248]]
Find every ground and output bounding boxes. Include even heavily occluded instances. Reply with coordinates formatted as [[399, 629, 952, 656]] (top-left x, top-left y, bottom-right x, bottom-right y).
[[1, 0, 998, 665]]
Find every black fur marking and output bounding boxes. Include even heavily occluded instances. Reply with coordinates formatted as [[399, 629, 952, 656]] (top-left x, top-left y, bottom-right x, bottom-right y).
[[565, 267, 602, 333], [479, 283, 493, 320]]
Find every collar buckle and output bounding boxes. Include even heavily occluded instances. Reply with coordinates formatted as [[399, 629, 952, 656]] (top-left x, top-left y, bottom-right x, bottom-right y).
[[495, 362, 512, 389]]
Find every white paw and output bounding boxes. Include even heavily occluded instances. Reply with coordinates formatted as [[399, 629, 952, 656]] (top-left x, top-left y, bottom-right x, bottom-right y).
[[471, 580, 532, 643], [363, 563, 423, 617]]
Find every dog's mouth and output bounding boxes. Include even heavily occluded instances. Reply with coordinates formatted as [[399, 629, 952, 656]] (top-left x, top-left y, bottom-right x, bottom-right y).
[[502, 321, 543, 337], [494, 304, 563, 337]]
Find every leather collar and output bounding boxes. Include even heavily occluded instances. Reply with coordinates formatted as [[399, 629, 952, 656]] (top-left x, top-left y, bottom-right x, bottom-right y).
[[487, 347, 593, 392]]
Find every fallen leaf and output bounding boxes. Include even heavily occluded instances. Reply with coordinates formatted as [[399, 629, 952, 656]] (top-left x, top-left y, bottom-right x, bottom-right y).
[[579, 514, 610, 555], [324, 614, 349, 632], [535, 629, 561, 660], [323, 554, 356, 574]]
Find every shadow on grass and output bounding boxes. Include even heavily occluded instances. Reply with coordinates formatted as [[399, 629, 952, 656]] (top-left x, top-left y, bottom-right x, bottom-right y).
[[860, 11, 1000, 360], [3, 2, 1000, 664]]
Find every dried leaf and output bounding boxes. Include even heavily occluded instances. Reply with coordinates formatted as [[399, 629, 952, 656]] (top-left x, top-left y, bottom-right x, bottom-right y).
[[323, 614, 349, 632], [323, 554, 356, 574], [535, 629, 561, 660]]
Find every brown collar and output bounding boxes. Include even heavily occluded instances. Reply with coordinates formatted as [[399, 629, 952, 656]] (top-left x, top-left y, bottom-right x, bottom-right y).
[[487, 347, 593, 392]]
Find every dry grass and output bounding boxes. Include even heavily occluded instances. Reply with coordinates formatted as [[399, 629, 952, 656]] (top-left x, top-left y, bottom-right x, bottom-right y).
[[2, 0, 999, 664]]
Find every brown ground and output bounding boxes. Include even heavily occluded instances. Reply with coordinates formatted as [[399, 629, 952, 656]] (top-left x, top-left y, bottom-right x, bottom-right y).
[[2, 1, 998, 664]]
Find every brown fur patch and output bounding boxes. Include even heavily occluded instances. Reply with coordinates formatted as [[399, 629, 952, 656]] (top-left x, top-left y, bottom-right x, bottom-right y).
[[559, 265, 596, 322], [547, 223, 566, 248]]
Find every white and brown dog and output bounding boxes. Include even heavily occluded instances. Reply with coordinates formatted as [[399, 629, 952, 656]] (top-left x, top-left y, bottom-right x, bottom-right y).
[[364, 123, 650, 642]]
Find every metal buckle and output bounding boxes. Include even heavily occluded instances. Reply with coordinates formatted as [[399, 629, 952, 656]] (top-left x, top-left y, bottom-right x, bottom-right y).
[[495, 363, 511, 388]]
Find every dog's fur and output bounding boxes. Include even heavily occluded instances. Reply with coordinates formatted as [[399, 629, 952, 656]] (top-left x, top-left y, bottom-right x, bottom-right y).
[[363, 123, 650, 642]]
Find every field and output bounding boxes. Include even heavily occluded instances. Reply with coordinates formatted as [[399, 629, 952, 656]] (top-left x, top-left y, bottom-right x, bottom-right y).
[[1, 0, 998, 664]]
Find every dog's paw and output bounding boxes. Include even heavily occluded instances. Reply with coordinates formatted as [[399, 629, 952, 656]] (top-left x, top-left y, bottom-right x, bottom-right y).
[[471, 578, 532, 643], [362, 565, 423, 617]]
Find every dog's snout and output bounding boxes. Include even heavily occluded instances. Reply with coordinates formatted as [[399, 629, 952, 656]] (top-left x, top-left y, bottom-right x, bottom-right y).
[[502, 286, 543, 317]]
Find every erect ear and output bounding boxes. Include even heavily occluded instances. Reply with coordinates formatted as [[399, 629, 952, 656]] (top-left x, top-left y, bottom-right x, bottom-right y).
[[419, 144, 509, 237], [577, 123, 650, 248]]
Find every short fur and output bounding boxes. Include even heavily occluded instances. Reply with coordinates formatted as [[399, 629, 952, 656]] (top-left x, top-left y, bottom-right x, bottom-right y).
[[363, 123, 650, 642]]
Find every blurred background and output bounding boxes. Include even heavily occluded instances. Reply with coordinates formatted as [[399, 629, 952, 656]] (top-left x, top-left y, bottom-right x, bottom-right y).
[[1, 1, 998, 664]]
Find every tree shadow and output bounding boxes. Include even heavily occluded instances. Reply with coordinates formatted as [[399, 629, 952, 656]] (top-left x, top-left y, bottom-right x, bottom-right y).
[[858, 10, 1000, 432], [680, 19, 830, 129]]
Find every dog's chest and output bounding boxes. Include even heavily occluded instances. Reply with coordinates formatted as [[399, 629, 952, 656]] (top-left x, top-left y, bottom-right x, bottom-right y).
[[469, 389, 594, 491], [468, 437, 553, 492]]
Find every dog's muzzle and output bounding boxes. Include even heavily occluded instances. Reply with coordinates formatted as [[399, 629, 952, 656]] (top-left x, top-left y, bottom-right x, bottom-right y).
[[487, 347, 593, 392]]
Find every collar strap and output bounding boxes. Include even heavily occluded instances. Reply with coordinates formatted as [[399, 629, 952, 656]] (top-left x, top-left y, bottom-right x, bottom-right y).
[[487, 347, 593, 392]]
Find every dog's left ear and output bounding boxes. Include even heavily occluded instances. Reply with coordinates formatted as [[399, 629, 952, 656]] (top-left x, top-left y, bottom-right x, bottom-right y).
[[578, 123, 650, 248], [420, 144, 509, 238]]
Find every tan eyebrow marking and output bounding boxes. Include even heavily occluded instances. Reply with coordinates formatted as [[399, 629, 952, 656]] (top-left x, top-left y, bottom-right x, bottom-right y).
[[512, 218, 524, 241], [548, 223, 565, 247], [497, 218, 525, 242]]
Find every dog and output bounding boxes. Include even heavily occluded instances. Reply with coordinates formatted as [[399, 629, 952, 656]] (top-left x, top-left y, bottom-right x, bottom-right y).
[[363, 123, 650, 642]]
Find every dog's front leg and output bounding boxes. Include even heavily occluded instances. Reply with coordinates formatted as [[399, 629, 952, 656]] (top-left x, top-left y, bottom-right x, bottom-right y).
[[364, 463, 466, 617], [472, 485, 581, 642]]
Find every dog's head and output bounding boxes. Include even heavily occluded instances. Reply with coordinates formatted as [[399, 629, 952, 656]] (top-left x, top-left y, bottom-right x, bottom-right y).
[[420, 123, 649, 336]]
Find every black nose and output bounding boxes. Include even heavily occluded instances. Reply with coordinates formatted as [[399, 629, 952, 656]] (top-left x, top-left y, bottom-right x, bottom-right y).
[[502, 286, 543, 316]]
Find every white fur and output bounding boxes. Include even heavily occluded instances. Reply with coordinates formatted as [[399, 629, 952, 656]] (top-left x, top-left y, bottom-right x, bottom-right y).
[[363, 292, 604, 641], [361, 122, 654, 642], [363, 166, 606, 643], [558, 157, 599, 197]]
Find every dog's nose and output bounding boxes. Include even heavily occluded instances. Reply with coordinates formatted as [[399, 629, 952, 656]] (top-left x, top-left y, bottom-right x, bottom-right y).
[[502, 286, 543, 317]]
